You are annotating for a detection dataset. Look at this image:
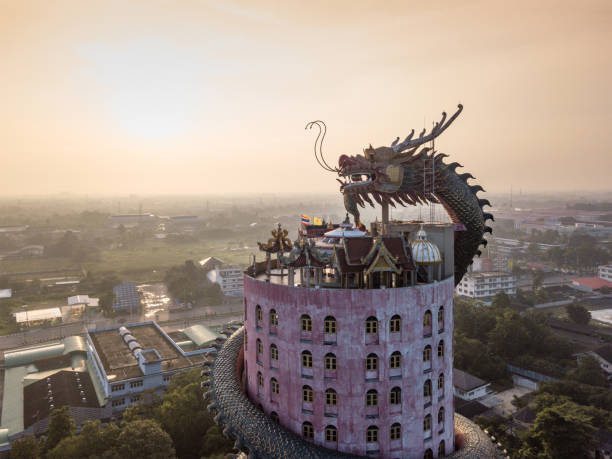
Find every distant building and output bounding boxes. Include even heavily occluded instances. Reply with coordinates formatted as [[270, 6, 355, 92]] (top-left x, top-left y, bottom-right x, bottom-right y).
[[453, 369, 491, 401], [456, 271, 516, 298], [112, 282, 141, 313], [571, 277, 612, 293], [68, 295, 99, 308], [87, 322, 213, 413], [580, 345, 612, 379], [108, 214, 157, 228], [13, 308, 62, 326], [0, 289, 12, 299], [598, 265, 612, 282], [0, 322, 218, 443], [201, 257, 244, 297], [471, 255, 510, 273], [0, 245, 44, 261]]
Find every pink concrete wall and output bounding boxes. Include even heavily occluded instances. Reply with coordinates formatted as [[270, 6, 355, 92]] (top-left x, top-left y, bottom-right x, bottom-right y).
[[243, 275, 455, 459]]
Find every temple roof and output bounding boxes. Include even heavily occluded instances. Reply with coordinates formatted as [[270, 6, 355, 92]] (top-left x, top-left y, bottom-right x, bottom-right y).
[[333, 236, 415, 274]]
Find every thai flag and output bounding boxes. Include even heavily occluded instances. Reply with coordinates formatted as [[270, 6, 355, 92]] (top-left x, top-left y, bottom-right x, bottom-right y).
[[301, 214, 311, 224]]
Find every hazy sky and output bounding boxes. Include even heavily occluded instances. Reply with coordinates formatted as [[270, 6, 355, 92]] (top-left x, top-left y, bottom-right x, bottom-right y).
[[1, 0, 611, 196]]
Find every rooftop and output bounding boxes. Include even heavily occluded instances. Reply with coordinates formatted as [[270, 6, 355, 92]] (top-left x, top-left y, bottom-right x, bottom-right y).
[[88, 323, 194, 381], [462, 271, 514, 279], [453, 369, 489, 391], [572, 277, 612, 290], [14, 308, 62, 323], [23, 370, 99, 429]]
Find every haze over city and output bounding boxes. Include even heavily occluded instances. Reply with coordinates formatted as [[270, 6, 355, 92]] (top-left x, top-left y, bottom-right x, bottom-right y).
[[1, 0, 611, 196]]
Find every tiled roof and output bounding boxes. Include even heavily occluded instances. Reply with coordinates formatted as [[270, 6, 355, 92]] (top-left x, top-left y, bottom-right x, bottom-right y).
[[453, 368, 489, 391], [572, 277, 612, 290]]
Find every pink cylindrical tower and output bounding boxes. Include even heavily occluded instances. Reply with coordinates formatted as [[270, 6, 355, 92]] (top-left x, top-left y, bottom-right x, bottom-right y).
[[243, 225, 455, 458]]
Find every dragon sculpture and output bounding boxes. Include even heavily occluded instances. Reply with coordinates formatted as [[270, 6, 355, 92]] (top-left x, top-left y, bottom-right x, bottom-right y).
[[308, 104, 492, 285]]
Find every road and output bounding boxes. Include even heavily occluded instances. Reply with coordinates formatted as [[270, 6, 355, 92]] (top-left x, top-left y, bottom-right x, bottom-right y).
[[0, 304, 243, 351]]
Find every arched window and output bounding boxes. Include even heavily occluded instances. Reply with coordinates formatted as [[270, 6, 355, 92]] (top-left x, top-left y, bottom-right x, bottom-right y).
[[301, 350, 313, 368], [256, 338, 263, 359], [366, 426, 378, 443], [366, 389, 378, 407], [438, 407, 445, 425], [438, 373, 444, 391], [256, 305, 263, 324], [423, 310, 432, 327], [270, 377, 279, 395], [438, 306, 444, 330], [302, 385, 314, 403], [424, 414, 432, 432], [366, 353, 378, 371], [270, 344, 278, 363], [424, 448, 433, 459], [270, 309, 278, 328], [257, 371, 263, 387], [324, 316, 337, 335], [438, 340, 445, 357], [325, 425, 337, 443], [390, 423, 401, 441], [423, 345, 432, 363], [390, 386, 401, 405], [390, 314, 401, 333], [325, 388, 337, 406], [302, 421, 314, 439], [365, 316, 378, 335], [301, 314, 312, 332], [325, 353, 337, 370], [424, 379, 432, 398], [389, 351, 401, 369], [270, 411, 279, 424], [438, 440, 446, 457]]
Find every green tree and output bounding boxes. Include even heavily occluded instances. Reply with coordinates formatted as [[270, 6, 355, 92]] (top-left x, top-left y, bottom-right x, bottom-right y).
[[566, 304, 591, 325], [201, 425, 234, 457], [9, 435, 41, 459], [491, 291, 511, 309], [566, 355, 608, 388], [47, 420, 120, 459], [116, 419, 176, 459], [44, 406, 75, 452], [518, 401, 598, 458]]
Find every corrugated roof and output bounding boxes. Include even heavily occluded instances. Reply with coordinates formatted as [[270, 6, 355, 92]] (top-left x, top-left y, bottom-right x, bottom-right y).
[[181, 324, 223, 347], [14, 308, 62, 323]]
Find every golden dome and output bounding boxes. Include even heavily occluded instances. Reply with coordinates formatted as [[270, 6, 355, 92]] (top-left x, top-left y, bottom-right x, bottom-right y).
[[411, 228, 442, 265]]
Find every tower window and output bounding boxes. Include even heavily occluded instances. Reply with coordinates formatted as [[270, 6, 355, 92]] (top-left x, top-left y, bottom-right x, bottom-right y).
[[389, 351, 401, 369], [325, 388, 338, 406], [324, 316, 337, 334], [301, 350, 313, 368], [424, 379, 432, 398], [366, 353, 378, 371], [256, 305, 263, 323], [301, 314, 312, 332], [365, 316, 378, 335], [424, 414, 432, 432], [390, 314, 401, 333], [302, 385, 314, 403], [257, 371, 263, 387], [423, 345, 432, 363], [270, 309, 278, 328], [302, 422, 314, 439], [270, 344, 278, 362], [438, 340, 445, 357], [390, 423, 401, 441], [366, 426, 378, 443], [366, 389, 378, 407], [325, 425, 337, 443], [438, 407, 445, 425], [438, 373, 444, 391], [390, 386, 401, 405], [271, 378, 279, 395], [325, 353, 337, 370], [423, 310, 432, 327]]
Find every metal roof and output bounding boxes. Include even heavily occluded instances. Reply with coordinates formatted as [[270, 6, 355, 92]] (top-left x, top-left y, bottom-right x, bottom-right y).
[[181, 324, 223, 348]]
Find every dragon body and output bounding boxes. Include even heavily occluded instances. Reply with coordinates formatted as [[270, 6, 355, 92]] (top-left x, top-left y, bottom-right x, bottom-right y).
[[335, 104, 492, 284]]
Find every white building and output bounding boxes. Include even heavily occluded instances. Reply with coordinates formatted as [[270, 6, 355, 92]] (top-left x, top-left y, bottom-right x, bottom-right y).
[[453, 369, 491, 401], [456, 271, 516, 298], [201, 257, 244, 296], [87, 322, 216, 412], [207, 265, 244, 296], [599, 265, 612, 282]]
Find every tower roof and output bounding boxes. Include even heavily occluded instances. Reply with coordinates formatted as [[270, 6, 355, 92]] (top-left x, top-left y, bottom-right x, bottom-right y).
[[411, 228, 442, 265]]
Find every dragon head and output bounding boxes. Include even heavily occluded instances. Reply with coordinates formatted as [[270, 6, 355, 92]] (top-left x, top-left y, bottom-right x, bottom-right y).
[[336, 105, 463, 226]]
